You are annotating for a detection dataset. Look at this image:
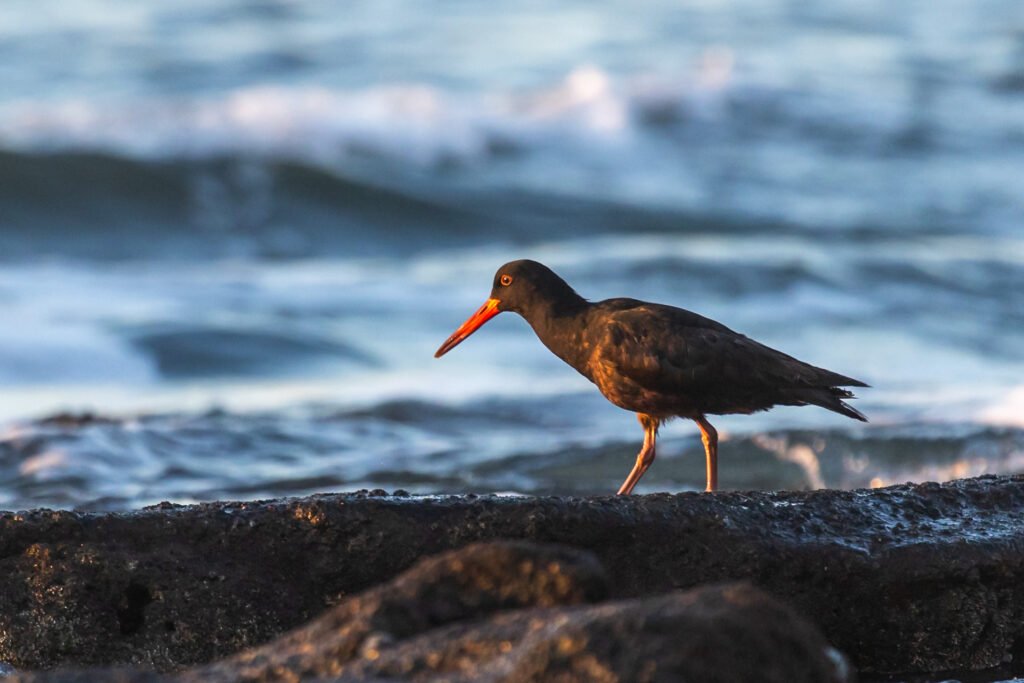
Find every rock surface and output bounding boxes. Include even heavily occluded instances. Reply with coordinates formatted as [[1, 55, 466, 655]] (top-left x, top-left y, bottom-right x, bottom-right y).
[[1, 475, 1023, 675], [12, 542, 850, 683]]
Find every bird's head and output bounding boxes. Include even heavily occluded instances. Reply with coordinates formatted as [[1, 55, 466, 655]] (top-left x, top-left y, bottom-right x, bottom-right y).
[[434, 259, 582, 358]]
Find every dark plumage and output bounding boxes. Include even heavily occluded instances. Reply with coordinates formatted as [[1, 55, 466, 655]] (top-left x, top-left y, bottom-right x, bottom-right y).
[[435, 259, 868, 493]]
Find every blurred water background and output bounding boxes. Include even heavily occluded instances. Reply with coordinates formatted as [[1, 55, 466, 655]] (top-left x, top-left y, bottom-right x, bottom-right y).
[[0, 0, 1023, 510]]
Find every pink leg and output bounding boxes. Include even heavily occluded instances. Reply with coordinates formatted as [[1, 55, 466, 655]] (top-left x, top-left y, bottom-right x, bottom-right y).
[[695, 415, 718, 492], [617, 414, 660, 495]]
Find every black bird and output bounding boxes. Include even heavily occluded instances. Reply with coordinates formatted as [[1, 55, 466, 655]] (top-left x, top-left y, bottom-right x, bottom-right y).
[[435, 260, 867, 493]]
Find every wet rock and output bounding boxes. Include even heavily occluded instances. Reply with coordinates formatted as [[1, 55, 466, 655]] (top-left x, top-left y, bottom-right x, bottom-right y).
[[12, 542, 849, 683], [0, 475, 1022, 675]]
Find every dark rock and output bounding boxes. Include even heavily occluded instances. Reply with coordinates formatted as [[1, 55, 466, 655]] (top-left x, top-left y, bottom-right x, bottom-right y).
[[35, 412, 116, 428], [12, 542, 849, 683], [326, 581, 849, 683], [0, 475, 1023, 675], [203, 540, 609, 681]]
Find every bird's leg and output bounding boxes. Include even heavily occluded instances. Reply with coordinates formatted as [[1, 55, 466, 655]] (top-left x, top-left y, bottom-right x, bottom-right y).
[[616, 414, 659, 495], [616, 427, 654, 495], [695, 415, 718, 492]]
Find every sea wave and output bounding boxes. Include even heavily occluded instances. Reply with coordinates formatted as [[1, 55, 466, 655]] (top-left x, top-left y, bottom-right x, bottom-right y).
[[0, 148, 490, 259], [1, 403, 1021, 511], [3, 64, 1024, 262], [1, 61, 1016, 181], [0, 67, 726, 165]]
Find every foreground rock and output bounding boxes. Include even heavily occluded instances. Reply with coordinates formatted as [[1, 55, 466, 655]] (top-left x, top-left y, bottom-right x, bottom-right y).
[[1, 475, 1023, 675], [14, 542, 849, 682]]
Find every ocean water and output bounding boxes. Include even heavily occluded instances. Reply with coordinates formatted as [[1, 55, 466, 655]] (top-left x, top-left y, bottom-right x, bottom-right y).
[[1, 0, 1023, 510]]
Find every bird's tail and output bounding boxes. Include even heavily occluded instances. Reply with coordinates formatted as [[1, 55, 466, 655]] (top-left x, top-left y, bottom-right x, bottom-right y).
[[796, 386, 868, 422]]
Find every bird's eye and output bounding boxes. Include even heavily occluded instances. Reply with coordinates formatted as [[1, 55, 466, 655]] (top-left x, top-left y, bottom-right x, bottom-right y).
[[500, 274, 513, 286]]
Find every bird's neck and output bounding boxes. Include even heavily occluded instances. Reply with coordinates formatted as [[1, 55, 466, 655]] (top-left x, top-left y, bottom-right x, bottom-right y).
[[521, 295, 592, 370]]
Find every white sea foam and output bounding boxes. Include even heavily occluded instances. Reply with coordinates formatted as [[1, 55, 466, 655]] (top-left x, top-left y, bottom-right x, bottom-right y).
[[19, 449, 69, 477], [753, 434, 827, 490], [978, 386, 1024, 428], [0, 64, 732, 167], [864, 450, 1024, 489]]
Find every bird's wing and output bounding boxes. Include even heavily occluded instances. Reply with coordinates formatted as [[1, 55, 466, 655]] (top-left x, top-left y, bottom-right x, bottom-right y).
[[595, 308, 749, 393], [593, 304, 855, 397]]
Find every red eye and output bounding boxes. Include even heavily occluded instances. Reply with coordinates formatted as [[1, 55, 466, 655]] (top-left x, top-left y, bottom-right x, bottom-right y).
[[500, 274, 513, 286]]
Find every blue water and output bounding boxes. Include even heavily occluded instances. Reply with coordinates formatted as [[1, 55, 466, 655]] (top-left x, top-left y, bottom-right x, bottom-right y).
[[0, 1, 1022, 510]]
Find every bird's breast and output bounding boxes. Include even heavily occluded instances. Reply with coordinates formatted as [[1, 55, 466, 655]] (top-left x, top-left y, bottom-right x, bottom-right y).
[[585, 355, 666, 416]]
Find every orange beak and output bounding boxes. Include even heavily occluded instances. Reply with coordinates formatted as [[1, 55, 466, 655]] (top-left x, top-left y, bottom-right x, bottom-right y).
[[434, 298, 501, 358]]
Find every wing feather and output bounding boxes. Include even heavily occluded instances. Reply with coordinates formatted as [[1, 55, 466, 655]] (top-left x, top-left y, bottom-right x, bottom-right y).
[[589, 302, 866, 418]]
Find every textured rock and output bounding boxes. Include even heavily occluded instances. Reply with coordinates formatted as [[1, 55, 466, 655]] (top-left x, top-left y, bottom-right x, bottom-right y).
[[323, 581, 849, 683], [1, 475, 1023, 675], [11, 542, 849, 683]]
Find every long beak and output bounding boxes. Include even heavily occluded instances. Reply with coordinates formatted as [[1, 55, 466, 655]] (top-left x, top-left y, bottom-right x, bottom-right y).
[[434, 298, 501, 358]]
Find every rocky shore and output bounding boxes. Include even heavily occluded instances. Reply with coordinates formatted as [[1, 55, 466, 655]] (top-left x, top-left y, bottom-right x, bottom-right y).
[[11, 542, 849, 682], [2, 475, 1023, 680]]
